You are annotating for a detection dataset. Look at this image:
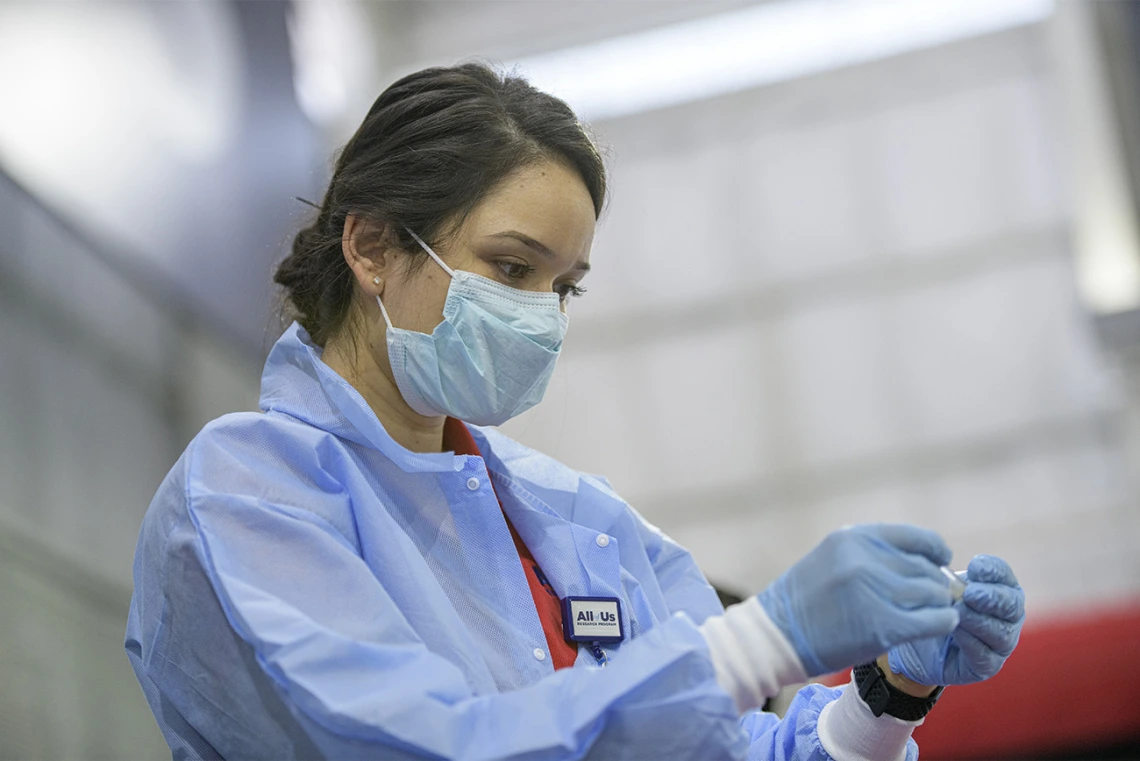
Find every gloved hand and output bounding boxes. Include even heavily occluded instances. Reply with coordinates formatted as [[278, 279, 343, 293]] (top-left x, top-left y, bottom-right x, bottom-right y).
[[887, 554, 1025, 685], [757, 524, 960, 677]]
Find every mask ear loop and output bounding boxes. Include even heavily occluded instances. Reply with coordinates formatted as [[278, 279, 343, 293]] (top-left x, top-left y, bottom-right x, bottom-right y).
[[375, 294, 394, 329], [376, 228, 453, 329], [405, 228, 456, 277]]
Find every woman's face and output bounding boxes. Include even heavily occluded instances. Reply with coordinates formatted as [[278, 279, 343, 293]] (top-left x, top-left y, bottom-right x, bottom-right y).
[[378, 158, 598, 336]]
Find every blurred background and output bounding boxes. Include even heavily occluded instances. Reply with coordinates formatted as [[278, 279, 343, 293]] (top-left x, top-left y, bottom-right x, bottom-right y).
[[2, 0, 1139, 758]]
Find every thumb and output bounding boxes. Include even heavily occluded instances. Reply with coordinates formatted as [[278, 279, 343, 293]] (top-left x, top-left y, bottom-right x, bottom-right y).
[[904, 606, 960, 642]]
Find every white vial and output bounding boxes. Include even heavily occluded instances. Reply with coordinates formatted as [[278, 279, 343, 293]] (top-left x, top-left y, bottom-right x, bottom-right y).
[[940, 566, 967, 602]]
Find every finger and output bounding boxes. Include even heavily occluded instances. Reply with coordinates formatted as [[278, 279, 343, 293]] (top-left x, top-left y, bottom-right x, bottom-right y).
[[875, 546, 951, 588], [957, 605, 1021, 657], [888, 605, 960, 644], [949, 626, 1006, 677], [880, 601, 962, 647], [967, 555, 1019, 587], [862, 524, 953, 567], [878, 575, 955, 610], [963, 582, 1025, 622]]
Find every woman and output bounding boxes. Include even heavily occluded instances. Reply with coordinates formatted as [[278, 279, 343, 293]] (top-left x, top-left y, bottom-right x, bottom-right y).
[[125, 63, 1024, 761]]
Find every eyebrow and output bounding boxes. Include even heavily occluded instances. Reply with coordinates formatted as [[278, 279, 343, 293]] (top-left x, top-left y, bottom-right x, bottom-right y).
[[487, 230, 591, 272]]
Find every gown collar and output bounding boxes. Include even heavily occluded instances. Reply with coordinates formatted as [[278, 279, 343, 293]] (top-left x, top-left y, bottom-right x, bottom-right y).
[[258, 322, 462, 473]]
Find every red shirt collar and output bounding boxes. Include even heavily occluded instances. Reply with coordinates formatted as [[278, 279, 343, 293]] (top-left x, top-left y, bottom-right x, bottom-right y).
[[442, 417, 481, 458]]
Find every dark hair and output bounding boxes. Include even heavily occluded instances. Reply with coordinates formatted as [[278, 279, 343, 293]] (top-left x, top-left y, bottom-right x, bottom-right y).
[[275, 62, 608, 347]]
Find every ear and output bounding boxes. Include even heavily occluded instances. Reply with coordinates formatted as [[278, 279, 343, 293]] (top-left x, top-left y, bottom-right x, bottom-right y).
[[341, 213, 398, 295]]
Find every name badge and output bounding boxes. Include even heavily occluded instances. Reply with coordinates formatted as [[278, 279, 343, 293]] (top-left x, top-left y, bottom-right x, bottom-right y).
[[561, 596, 624, 644]]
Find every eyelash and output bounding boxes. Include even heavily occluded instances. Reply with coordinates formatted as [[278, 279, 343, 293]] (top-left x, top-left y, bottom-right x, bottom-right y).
[[496, 260, 536, 281], [557, 284, 588, 301], [494, 260, 588, 301]]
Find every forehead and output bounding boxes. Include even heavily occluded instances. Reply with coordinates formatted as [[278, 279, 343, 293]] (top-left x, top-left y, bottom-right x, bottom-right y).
[[459, 159, 597, 267]]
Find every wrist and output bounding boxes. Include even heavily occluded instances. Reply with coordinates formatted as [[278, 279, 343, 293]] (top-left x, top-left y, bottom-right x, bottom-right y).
[[818, 678, 922, 761], [756, 585, 827, 677], [854, 659, 944, 721], [699, 597, 808, 713], [876, 654, 938, 697]]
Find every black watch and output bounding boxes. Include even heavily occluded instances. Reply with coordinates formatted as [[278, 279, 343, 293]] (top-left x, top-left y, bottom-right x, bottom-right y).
[[852, 661, 943, 721]]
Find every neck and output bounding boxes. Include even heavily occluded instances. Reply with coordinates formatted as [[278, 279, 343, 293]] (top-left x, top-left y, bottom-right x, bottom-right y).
[[321, 331, 446, 454]]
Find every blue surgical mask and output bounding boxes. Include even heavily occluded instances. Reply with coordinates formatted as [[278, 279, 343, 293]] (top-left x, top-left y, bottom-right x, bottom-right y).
[[375, 228, 569, 426]]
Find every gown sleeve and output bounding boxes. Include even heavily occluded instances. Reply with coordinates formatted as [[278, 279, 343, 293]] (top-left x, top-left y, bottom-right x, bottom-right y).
[[739, 684, 919, 761]]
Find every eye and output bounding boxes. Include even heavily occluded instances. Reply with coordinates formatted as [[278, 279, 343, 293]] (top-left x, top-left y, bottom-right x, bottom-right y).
[[495, 259, 535, 281], [555, 283, 588, 302]]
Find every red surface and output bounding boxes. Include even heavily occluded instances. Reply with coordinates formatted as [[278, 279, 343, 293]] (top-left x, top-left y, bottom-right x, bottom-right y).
[[824, 602, 1140, 758]]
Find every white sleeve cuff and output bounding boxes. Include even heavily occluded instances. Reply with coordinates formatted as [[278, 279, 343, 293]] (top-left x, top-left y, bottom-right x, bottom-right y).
[[698, 596, 808, 713], [816, 674, 923, 761]]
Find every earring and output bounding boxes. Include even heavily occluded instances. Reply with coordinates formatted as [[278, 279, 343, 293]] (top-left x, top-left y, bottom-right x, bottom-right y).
[[372, 277, 381, 285]]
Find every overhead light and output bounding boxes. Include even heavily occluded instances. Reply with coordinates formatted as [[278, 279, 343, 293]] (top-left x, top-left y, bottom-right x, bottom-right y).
[[509, 0, 1054, 122], [288, 0, 376, 133]]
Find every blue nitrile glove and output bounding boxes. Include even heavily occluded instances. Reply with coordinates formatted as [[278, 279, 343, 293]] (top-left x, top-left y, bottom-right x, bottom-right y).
[[757, 524, 961, 677], [887, 554, 1025, 685]]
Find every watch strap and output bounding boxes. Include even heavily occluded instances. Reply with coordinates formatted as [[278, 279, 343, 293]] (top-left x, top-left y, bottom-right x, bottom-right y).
[[853, 661, 943, 721]]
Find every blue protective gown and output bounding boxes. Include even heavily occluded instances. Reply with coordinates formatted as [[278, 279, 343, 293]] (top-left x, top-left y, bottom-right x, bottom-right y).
[[125, 322, 907, 761]]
